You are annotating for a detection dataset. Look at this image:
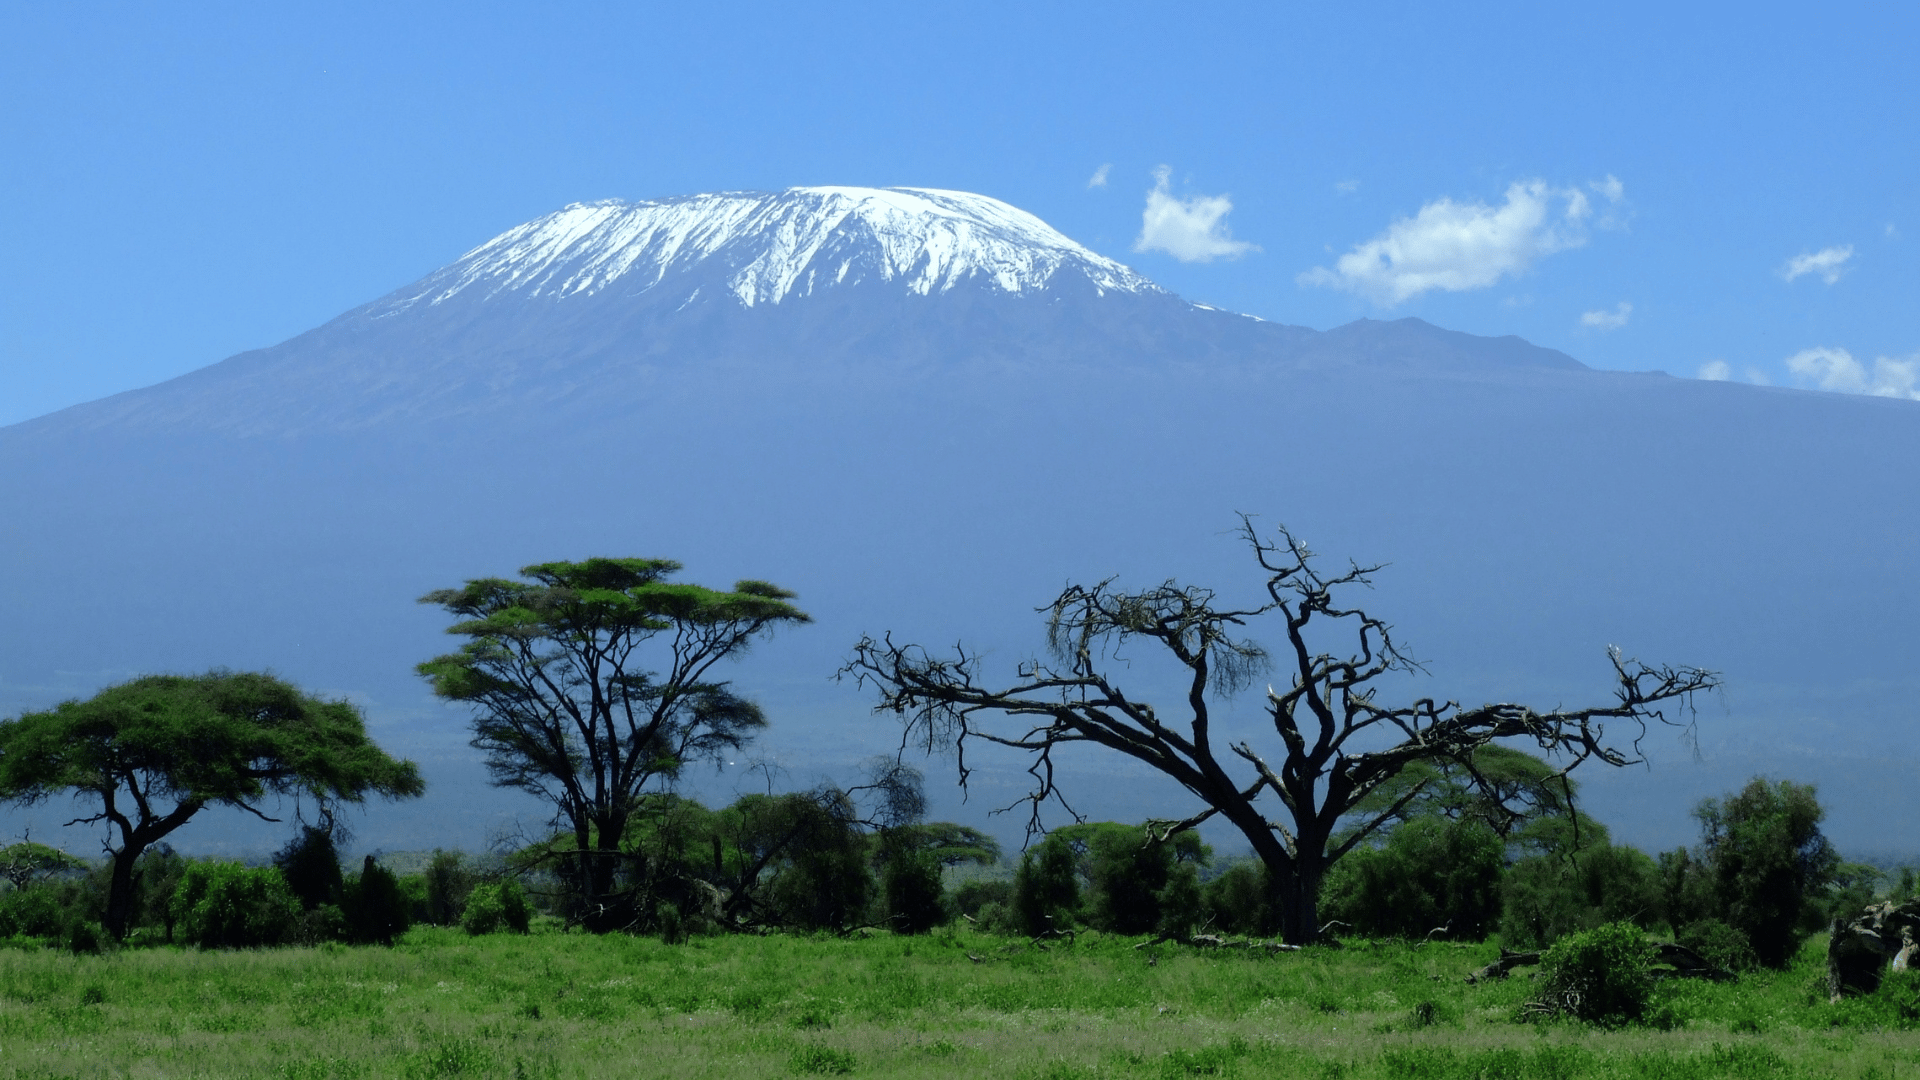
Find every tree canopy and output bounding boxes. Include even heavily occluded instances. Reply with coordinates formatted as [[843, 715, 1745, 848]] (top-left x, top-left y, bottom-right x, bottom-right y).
[[418, 557, 809, 930], [845, 518, 1718, 943], [0, 670, 424, 939]]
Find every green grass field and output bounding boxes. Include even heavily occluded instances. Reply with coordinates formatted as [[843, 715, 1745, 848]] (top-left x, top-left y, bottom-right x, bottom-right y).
[[2, 926, 1916, 1079]]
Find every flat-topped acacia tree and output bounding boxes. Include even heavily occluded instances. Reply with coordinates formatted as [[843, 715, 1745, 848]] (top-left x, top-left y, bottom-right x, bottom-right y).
[[844, 519, 1719, 944], [417, 557, 810, 930], [0, 671, 425, 940]]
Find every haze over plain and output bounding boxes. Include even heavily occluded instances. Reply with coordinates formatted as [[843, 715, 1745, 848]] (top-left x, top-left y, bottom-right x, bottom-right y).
[[1, 2, 1914, 860]]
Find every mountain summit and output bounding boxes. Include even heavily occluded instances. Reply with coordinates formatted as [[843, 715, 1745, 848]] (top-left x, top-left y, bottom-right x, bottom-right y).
[[376, 186, 1162, 313], [16, 185, 1583, 438]]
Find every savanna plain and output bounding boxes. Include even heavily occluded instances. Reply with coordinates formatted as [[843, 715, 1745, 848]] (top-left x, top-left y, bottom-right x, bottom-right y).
[[5, 925, 1919, 1080]]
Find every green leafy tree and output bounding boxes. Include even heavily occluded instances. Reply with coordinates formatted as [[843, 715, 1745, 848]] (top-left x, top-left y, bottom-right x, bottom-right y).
[[418, 558, 808, 929], [1694, 777, 1839, 967], [846, 520, 1715, 943], [1013, 833, 1080, 936], [1321, 813, 1505, 940], [341, 855, 411, 945], [1498, 820, 1662, 949], [1051, 821, 1210, 936], [874, 823, 999, 934], [274, 825, 346, 911], [0, 671, 424, 940]]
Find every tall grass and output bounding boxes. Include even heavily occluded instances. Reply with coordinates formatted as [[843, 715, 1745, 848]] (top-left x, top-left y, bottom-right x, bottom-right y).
[[0, 927, 1915, 1078]]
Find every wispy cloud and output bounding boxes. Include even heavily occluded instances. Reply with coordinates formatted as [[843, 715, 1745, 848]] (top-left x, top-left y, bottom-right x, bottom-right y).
[[1087, 164, 1111, 189], [1780, 245, 1853, 284], [1298, 179, 1600, 305], [1786, 346, 1920, 399], [1133, 166, 1257, 263], [1335, 179, 1360, 195], [1580, 301, 1632, 330], [1698, 360, 1731, 381]]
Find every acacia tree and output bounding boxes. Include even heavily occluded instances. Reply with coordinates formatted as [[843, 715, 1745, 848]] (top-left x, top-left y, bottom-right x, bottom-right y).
[[417, 557, 809, 930], [844, 520, 1718, 943], [0, 671, 425, 940]]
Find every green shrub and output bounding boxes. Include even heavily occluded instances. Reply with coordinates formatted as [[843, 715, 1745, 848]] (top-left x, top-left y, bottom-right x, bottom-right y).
[[1200, 861, 1270, 937], [341, 857, 410, 945], [1321, 815, 1504, 940], [1692, 777, 1838, 968], [0, 884, 74, 939], [881, 847, 946, 935], [273, 826, 345, 911], [951, 879, 1011, 921], [1013, 834, 1079, 936], [65, 920, 107, 954], [1499, 839, 1661, 950], [1531, 920, 1654, 1025], [1676, 917, 1758, 972], [420, 850, 476, 926], [170, 862, 302, 949], [293, 903, 349, 945]]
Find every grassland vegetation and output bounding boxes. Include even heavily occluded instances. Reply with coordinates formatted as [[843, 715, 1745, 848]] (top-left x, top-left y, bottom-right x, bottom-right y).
[[0, 921, 1918, 1078]]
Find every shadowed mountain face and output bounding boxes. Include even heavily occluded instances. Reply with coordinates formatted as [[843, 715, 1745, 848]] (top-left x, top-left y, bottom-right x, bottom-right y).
[[2, 186, 1914, 858]]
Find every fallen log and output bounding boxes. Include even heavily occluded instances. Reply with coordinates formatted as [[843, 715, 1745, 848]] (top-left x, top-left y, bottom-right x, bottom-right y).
[[1465, 949, 1541, 984]]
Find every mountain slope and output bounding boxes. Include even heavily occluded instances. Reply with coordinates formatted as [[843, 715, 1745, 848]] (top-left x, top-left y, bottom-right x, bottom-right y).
[[0, 186, 1913, 859]]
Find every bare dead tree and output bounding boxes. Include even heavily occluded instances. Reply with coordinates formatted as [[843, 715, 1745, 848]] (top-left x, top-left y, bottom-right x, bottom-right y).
[[842, 517, 1718, 944]]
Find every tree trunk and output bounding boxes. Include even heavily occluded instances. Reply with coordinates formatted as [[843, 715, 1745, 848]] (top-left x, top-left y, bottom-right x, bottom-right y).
[[1275, 859, 1324, 946], [103, 845, 144, 942]]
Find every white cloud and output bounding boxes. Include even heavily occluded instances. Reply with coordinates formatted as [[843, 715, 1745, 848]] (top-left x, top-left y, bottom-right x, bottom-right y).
[[1298, 179, 1596, 305], [1780, 245, 1853, 284], [1335, 179, 1360, 195], [1133, 166, 1257, 263], [1698, 360, 1731, 382], [1580, 301, 1632, 330], [1589, 175, 1625, 203], [1087, 164, 1111, 189], [1744, 367, 1772, 386], [1785, 346, 1920, 399]]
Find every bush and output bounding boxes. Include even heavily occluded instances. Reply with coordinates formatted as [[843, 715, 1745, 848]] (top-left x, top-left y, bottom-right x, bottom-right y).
[[1676, 917, 1758, 972], [1500, 841, 1662, 949], [1200, 861, 1270, 936], [1013, 834, 1079, 936], [65, 920, 108, 955], [1531, 920, 1654, 1025], [421, 849, 477, 926], [0, 884, 74, 939], [1321, 815, 1504, 940], [170, 862, 302, 949], [1693, 777, 1838, 968], [342, 857, 411, 945], [274, 826, 345, 911], [881, 846, 946, 935], [462, 879, 532, 935], [950, 878, 1011, 922]]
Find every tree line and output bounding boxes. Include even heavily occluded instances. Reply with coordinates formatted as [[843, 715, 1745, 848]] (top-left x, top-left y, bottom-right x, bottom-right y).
[[0, 521, 1864, 966]]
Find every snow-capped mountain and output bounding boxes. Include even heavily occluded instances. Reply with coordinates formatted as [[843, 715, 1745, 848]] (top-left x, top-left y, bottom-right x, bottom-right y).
[[17, 185, 1582, 438], [376, 187, 1162, 312], [4, 185, 1918, 858]]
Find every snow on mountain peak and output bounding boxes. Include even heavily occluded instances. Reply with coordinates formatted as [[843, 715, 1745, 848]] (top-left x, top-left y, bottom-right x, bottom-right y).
[[377, 186, 1163, 313]]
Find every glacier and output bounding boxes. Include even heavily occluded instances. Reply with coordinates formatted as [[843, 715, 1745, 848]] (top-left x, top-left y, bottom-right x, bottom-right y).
[[377, 186, 1164, 313]]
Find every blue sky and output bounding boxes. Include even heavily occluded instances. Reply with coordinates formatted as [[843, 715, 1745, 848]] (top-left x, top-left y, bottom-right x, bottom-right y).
[[2, 1, 1914, 427]]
